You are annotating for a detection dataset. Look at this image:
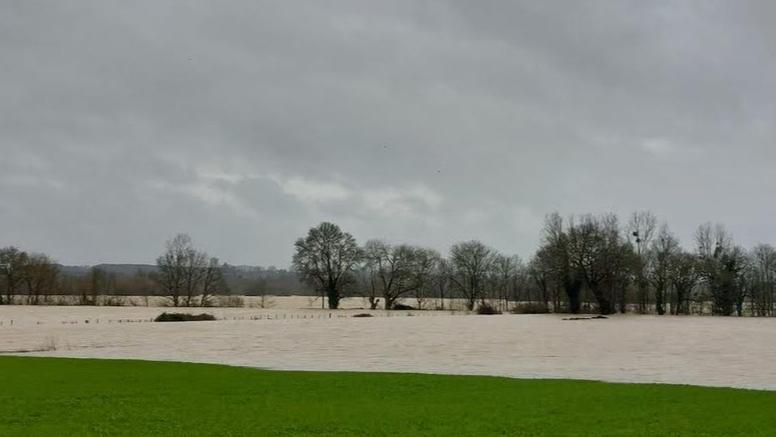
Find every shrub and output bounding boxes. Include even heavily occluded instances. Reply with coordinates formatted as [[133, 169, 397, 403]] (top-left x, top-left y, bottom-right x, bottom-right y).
[[562, 315, 609, 321], [476, 303, 501, 315], [391, 303, 415, 310], [510, 303, 550, 314], [352, 313, 373, 318], [154, 312, 216, 322]]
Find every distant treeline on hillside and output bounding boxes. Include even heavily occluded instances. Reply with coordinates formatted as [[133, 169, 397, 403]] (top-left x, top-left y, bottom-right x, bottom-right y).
[[1, 255, 312, 304], [58, 263, 312, 296]]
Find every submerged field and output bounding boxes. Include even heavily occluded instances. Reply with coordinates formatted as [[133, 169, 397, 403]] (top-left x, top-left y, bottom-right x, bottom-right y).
[[0, 357, 773, 436], [1, 303, 775, 390]]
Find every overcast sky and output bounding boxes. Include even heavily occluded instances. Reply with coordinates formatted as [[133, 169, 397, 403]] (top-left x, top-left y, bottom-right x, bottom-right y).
[[1, 1, 774, 267]]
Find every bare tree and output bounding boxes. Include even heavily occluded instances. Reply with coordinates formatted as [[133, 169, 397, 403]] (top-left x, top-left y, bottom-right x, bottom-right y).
[[566, 214, 631, 315], [200, 257, 227, 307], [540, 213, 584, 313], [696, 222, 732, 259], [648, 224, 680, 315], [363, 241, 438, 310], [749, 244, 776, 316], [490, 254, 521, 311], [22, 253, 59, 305], [156, 234, 193, 307], [411, 247, 439, 310], [363, 240, 403, 309], [155, 234, 223, 307], [355, 262, 381, 309], [669, 251, 700, 315], [433, 258, 452, 310], [449, 240, 494, 311], [529, 247, 555, 312], [0, 246, 28, 305], [292, 222, 362, 309], [628, 211, 657, 313], [695, 223, 747, 316], [84, 267, 106, 305], [250, 278, 274, 308], [183, 249, 207, 307]]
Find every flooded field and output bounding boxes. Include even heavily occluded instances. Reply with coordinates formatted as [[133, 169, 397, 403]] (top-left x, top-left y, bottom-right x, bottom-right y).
[[1, 299, 774, 390]]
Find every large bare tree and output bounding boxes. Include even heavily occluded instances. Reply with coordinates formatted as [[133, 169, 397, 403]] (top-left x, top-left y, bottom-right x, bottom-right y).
[[155, 234, 217, 307], [364, 240, 409, 310], [156, 234, 225, 307], [566, 214, 631, 315], [292, 222, 362, 309], [541, 213, 585, 313], [156, 234, 191, 307], [364, 241, 440, 310], [449, 240, 494, 311], [695, 223, 747, 316]]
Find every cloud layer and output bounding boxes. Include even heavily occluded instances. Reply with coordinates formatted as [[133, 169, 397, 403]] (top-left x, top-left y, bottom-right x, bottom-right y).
[[1, 1, 774, 265]]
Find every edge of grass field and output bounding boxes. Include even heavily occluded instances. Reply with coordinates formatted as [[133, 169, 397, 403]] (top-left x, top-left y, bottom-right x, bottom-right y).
[[1, 355, 773, 393]]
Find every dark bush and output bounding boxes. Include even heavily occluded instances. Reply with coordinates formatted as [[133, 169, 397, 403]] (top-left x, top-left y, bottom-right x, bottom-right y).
[[510, 303, 550, 314], [352, 313, 374, 318], [154, 312, 216, 322], [476, 303, 501, 315], [391, 303, 415, 310], [562, 315, 609, 321]]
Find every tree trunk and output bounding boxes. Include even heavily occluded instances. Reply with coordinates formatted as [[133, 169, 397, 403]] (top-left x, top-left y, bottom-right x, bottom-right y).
[[326, 286, 340, 309], [597, 297, 614, 315], [672, 290, 680, 315], [617, 288, 627, 314], [565, 282, 582, 314], [590, 285, 614, 315], [655, 287, 665, 315]]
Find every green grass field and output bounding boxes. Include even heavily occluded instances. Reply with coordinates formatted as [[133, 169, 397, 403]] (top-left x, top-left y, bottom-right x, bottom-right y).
[[0, 357, 773, 436]]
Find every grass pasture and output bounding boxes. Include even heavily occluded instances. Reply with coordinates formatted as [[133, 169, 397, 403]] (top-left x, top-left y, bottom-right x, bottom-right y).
[[0, 357, 773, 436]]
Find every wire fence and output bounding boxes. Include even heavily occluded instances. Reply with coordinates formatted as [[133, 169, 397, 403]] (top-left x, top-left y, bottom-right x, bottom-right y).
[[0, 309, 471, 328]]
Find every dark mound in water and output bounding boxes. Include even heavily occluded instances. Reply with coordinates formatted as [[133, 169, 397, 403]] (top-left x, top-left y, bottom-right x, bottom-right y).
[[562, 315, 609, 321], [154, 312, 216, 322]]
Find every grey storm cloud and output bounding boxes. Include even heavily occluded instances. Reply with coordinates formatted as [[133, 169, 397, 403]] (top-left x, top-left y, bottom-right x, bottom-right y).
[[1, 1, 774, 266]]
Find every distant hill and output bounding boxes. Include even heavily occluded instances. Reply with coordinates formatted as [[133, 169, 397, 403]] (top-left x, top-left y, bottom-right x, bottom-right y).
[[57, 264, 157, 277]]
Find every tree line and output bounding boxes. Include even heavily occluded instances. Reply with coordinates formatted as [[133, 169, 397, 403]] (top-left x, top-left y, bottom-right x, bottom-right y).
[[292, 213, 776, 316], [2, 211, 774, 316], [0, 236, 306, 306]]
